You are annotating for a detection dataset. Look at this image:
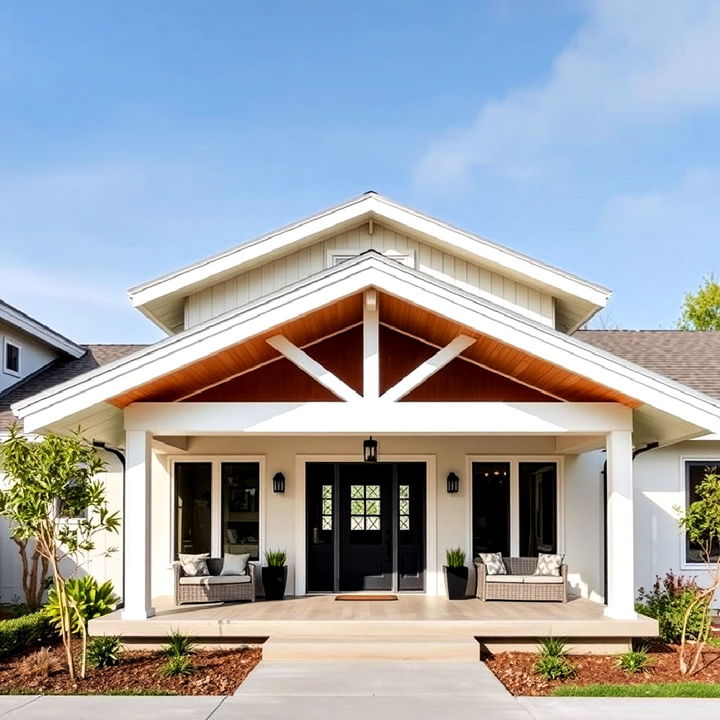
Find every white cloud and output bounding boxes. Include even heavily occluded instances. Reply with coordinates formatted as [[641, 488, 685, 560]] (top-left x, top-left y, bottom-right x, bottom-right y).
[[415, 1, 720, 186]]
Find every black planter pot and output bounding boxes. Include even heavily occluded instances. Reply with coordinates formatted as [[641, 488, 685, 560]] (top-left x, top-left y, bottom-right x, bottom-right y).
[[262, 566, 288, 601], [444, 565, 468, 600]]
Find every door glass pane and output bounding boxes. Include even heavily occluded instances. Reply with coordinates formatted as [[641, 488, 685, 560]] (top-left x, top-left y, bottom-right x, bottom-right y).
[[221, 462, 260, 561], [349, 482, 382, 536], [472, 462, 510, 558], [174, 462, 212, 558], [519, 462, 557, 556]]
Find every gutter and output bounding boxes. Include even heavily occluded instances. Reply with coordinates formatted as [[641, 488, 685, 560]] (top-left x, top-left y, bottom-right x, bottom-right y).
[[92, 440, 126, 609], [602, 441, 660, 606]]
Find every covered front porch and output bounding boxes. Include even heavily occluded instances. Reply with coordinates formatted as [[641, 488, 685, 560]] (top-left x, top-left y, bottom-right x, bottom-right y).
[[90, 593, 658, 659]]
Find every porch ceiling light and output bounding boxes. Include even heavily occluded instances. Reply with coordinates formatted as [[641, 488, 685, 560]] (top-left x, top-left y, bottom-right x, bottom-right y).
[[447, 472, 460, 494], [363, 436, 378, 463], [272, 472, 286, 493]]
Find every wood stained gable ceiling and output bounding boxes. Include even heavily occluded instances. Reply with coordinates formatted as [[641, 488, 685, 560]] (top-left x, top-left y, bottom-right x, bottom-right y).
[[108, 291, 640, 408]]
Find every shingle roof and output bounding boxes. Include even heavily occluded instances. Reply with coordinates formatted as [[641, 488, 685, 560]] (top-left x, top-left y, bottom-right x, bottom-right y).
[[577, 330, 720, 401], [0, 345, 145, 431]]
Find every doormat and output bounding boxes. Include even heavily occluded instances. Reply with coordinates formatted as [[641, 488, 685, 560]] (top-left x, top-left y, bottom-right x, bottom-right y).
[[335, 594, 399, 601]]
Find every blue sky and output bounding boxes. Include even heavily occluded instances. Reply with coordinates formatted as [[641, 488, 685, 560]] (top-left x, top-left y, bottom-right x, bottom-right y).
[[2, 1, 719, 343]]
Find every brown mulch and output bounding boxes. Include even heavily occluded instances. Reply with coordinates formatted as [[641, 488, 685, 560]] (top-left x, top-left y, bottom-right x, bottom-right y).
[[0, 641, 262, 695], [485, 643, 720, 696]]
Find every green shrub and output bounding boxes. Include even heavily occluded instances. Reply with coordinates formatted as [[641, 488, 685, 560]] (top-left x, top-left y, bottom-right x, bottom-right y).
[[537, 637, 569, 658], [87, 635, 122, 668], [445, 547, 466, 568], [617, 645, 653, 673], [535, 654, 575, 680], [46, 577, 119, 634], [160, 629, 195, 659], [264, 549, 287, 567], [0, 611, 54, 659], [160, 654, 195, 677], [636, 571, 706, 643]]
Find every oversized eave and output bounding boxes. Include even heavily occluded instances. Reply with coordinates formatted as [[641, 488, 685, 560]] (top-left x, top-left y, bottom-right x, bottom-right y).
[[128, 192, 610, 334], [0, 299, 84, 358], [13, 252, 720, 447]]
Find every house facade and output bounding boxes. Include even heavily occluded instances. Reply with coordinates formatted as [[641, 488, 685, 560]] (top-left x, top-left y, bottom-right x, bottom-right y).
[[2, 192, 720, 630]]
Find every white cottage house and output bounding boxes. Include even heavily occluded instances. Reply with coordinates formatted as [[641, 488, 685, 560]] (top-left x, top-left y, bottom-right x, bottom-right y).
[[3, 192, 720, 655]]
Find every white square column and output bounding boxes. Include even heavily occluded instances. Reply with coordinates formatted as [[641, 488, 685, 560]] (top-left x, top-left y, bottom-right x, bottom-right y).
[[604, 429, 635, 619], [122, 429, 155, 619]]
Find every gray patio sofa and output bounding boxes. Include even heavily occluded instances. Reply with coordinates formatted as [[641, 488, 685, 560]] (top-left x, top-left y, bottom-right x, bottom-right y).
[[475, 556, 567, 602], [173, 557, 256, 605]]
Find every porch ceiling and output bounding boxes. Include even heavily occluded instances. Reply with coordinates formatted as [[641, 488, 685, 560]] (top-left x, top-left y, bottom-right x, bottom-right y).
[[107, 291, 639, 408]]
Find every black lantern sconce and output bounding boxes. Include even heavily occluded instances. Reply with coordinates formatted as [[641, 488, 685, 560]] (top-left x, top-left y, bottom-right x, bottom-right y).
[[272, 472, 286, 493], [363, 436, 378, 463], [446, 472, 460, 494]]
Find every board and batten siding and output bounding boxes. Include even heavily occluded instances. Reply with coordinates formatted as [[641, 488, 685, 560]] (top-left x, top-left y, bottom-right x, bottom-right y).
[[183, 223, 555, 330]]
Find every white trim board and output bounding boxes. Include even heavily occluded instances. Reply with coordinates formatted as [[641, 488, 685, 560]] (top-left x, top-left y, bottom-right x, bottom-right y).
[[14, 252, 720, 438]]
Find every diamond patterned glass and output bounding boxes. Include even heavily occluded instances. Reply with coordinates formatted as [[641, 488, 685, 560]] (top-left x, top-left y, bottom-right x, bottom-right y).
[[367, 485, 380, 499], [322, 516, 332, 531], [351, 516, 364, 530], [399, 484, 410, 533], [351, 485, 363, 499], [400, 516, 410, 531]]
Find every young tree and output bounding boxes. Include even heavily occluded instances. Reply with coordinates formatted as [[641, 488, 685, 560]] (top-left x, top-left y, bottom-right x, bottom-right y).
[[678, 274, 720, 331], [0, 426, 120, 681], [676, 468, 720, 675]]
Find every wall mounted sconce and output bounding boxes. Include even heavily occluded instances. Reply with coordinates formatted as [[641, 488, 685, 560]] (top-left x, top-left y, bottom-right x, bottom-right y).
[[363, 436, 378, 463], [272, 472, 286, 493], [446, 472, 460, 494]]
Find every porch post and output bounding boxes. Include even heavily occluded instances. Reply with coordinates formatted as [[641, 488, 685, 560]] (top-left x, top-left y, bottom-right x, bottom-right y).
[[121, 429, 155, 619], [604, 429, 635, 619]]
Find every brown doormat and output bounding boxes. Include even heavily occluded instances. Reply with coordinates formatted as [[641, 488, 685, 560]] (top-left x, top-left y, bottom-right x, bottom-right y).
[[335, 594, 399, 601]]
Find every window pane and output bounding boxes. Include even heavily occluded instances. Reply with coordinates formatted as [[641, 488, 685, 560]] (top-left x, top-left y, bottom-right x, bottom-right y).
[[222, 462, 260, 561], [519, 462, 557, 556], [472, 462, 510, 558], [5, 343, 19, 373], [175, 462, 212, 558], [686, 462, 720, 563]]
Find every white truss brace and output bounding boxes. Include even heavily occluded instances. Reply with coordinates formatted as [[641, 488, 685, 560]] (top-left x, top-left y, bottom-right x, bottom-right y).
[[381, 335, 476, 402], [266, 335, 362, 402]]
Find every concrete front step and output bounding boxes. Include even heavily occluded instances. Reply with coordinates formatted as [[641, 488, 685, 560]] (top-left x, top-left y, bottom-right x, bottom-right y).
[[262, 637, 480, 662]]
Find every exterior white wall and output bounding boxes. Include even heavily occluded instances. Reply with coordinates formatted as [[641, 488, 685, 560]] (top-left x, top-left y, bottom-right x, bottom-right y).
[[0, 451, 124, 604], [184, 223, 555, 331], [145, 435, 599, 602], [0, 320, 59, 394]]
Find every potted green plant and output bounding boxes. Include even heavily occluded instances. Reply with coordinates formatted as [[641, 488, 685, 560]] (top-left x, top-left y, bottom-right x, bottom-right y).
[[444, 547, 468, 600], [262, 549, 288, 601]]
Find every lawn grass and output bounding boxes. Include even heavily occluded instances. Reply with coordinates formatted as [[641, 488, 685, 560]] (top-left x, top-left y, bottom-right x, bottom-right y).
[[552, 682, 720, 698]]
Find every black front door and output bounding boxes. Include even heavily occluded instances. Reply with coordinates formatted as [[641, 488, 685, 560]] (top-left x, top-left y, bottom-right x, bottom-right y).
[[306, 462, 426, 593], [339, 464, 393, 591]]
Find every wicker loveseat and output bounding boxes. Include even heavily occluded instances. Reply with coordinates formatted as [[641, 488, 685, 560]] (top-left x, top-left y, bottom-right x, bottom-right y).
[[475, 556, 567, 602], [173, 558, 256, 605]]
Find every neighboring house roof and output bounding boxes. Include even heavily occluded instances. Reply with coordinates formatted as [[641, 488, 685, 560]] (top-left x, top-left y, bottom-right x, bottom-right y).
[[11, 252, 720, 447], [578, 330, 720, 402], [0, 345, 145, 431], [0, 299, 85, 358], [128, 191, 610, 335]]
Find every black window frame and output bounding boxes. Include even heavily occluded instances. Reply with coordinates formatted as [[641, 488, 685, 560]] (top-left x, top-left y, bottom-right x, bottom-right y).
[[3, 339, 20, 376], [684, 460, 720, 564]]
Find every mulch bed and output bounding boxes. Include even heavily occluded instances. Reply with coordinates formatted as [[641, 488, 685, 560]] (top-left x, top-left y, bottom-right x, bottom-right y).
[[485, 643, 720, 696], [0, 641, 262, 695]]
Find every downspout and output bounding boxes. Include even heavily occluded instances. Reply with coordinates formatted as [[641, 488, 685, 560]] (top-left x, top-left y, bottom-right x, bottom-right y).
[[602, 441, 659, 605], [93, 440, 126, 609]]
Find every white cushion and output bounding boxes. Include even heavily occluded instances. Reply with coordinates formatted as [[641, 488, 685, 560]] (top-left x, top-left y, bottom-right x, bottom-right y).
[[221, 553, 250, 576], [527, 575, 564, 584], [179, 574, 251, 586], [179, 553, 209, 577], [534, 553, 564, 577], [479, 552, 506, 576], [486, 575, 524, 583]]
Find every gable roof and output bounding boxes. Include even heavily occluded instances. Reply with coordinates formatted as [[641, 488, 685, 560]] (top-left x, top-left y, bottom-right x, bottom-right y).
[[129, 192, 610, 335], [578, 330, 720, 401], [0, 345, 144, 431], [0, 299, 85, 358], [12, 252, 720, 446]]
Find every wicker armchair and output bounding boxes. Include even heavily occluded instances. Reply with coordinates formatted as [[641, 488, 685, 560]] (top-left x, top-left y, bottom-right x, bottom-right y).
[[173, 558, 256, 605], [475, 556, 567, 602]]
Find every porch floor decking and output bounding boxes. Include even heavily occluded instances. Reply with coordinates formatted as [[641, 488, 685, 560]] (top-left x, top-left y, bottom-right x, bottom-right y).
[[90, 595, 658, 659]]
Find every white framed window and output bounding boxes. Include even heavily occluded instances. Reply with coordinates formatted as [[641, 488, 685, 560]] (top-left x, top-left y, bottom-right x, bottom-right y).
[[3, 338, 21, 376], [326, 248, 416, 269], [682, 460, 720, 565]]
